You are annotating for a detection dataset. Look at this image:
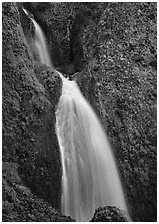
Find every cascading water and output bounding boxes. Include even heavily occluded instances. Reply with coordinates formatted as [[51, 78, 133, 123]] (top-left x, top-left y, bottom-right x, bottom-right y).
[[23, 8, 128, 221], [31, 19, 53, 67], [22, 6, 52, 67], [55, 77, 128, 221]]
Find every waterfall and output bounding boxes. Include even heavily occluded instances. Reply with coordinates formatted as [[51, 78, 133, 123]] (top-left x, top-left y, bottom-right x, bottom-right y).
[[22, 6, 52, 67], [31, 19, 53, 67], [23, 8, 128, 221], [55, 76, 128, 221]]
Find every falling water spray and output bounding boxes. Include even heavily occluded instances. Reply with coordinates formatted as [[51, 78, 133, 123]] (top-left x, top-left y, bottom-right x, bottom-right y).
[[23, 8, 129, 221], [22, 6, 52, 67], [55, 76, 128, 221]]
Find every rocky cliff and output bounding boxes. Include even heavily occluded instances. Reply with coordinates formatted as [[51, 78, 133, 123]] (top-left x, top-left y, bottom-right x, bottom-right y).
[[2, 2, 75, 221], [73, 3, 157, 221]]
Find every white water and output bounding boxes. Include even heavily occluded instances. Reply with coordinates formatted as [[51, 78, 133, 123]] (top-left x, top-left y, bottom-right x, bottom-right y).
[[22, 6, 52, 67], [23, 9, 128, 221], [31, 19, 53, 67], [55, 76, 128, 221]]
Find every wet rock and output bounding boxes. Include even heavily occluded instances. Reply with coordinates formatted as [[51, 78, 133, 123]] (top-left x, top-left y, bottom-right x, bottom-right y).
[[75, 3, 157, 222], [90, 206, 130, 222], [2, 177, 75, 222], [2, 2, 63, 221]]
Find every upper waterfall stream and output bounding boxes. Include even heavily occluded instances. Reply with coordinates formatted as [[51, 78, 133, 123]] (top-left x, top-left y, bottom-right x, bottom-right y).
[[22, 6, 52, 67], [23, 8, 129, 221], [31, 19, 53, 67]]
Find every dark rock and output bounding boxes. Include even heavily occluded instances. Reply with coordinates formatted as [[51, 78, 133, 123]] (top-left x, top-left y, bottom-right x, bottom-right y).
[[2, 2, 66, 221], [33, 63, 62, 105], [17, 3, 35, 41], [2, 176, 75, 222], [90, 206, 130, 222], [75, 2, 156, 222]]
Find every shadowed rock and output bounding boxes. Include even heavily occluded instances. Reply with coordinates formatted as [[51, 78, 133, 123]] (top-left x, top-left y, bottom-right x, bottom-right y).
[[90, 206, 130, 222]]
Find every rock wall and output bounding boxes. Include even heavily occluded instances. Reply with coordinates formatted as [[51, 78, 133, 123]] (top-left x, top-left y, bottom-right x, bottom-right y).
[[2, 2, 72, 221], [74, 2, 157, 222]]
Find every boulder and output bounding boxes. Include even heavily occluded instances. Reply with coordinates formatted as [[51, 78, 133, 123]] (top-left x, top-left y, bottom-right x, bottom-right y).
[[91, 206, 130, 222]]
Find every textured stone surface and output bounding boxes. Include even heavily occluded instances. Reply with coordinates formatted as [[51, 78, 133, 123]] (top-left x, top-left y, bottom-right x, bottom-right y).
[[90, 206, 130, 222], [75, 3, 157, 222], [2, 168, 74, 222], [2, 2, 71, 222]]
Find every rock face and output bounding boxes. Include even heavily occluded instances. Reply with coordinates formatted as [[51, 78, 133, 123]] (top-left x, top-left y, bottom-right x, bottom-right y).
[[2, 162, 74, 222], [2, 2, 157, 222], [2, 2, 74, 222], [74, 3, 157, 222], [90, 206, 130, 222]]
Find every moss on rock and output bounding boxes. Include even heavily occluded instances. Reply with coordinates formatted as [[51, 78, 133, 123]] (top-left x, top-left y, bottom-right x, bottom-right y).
[[90, 206, 130, 222], [2, 2, 69, 221], [75, 3, 157, 222]]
